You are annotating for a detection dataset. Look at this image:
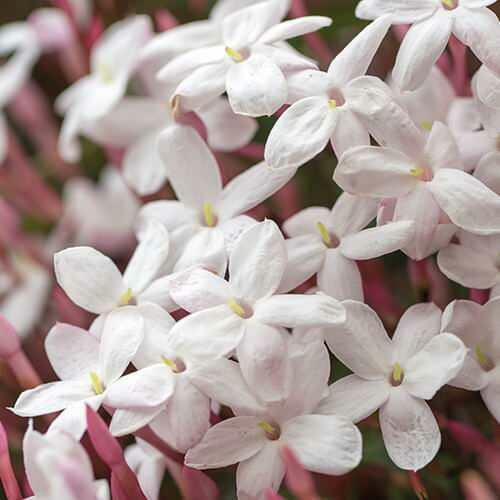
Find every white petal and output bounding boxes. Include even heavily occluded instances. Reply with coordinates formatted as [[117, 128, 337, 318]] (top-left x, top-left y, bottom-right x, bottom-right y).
[[226, 54, 287, 117], [403, 333, 466, 399], [236, 323, 290, 403], [424, 121, 463, 172], [259, 16, 332, 45], [283, 206, 331, 237], [475, 65, 500, 110], [437, 243, 498, 289], [254, 293, 345, 328], [157, 125, 222, 209], [481, 371, 500, 422], [317, 375, 390, 423], [393, 11, 452, 91], [340, 221, 415, 260], [441, 299, 484, 347], [429, 168, 500, 235], [54, 247, 125, 314], [475, 152, 500, 194], [124, 220, 170, 295], [219, 215, 257, 254], [317, 249, 364, 302], [282, 415, 362, 475], [99, 307, 144, 384], [328, 16, 391, 87], [285, 68, 330, 102], [104, 365, 175, 408], [229, 220, 286, 302], [169, 268, 231, 313], [355, 0, 437, 23], [450, 354, 489, 391], [264, 97, 337, 169], [324, 300, 392, 379], [185, 416, 265, 468], [110, 406, 165, 436], [12, 380, 93, 416], [236, 443, 284, 500], [216, 161, 297, 220], [329, 193, 378, 237], [45, 323, 100, 381], [379, 389, 440, 470], [188, 358, 264, 415], [123, 129, 168, 196], [330, 109, 370, 159], [334, 146, 416, 198], [138, 200, 196, 231], [392, 303, 442, 362]]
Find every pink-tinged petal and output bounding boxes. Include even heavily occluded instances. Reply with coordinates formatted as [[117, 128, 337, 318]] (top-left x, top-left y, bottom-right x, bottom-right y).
[[317, 249, 364, 302], [475, 152, 500, 194], [185, 416, 266, 469], [450, 354, 489, 391], [328, 16, 391, 86], [236, 323, 290, 403], [104, 365, 175, 408], [283, 207, 331, 237], [157, 125, 222, 210], [392, 303, 442, 362], [403, 333, 466, 399], [123, 129, 168, 197], [86, 406, 147, 499], [188, 358, 264, 415], [429, 168, 500, 235], [330, 109, 370, 159], [236, 443, 284, 500], [334, 146, 416, 198], [456, 131, 494, 172], [277, 236, 325, 293], [329, 193, 378, 237], [167, 305, 245, 362], [437, 243, 498, 289], [317, 375, 390, 423], [379, 389, 440, 470], [264, 96, 337, 169], [54, 247, 126, 314], [355, 0, 437, 23], [480, 369, 500, 422], [393, 11, 452, 91], [282, 415, 362, 474], [199, 98, 257, 152], [475, 65, 500, 110], [424, 121, 463, 172], [124, 220, 170, 295], [259, 16, 332, 45], [216, 161, 297, 220], [0, 421, 22, 500], [441, 299, 484, 346], [453, 7, 500, 76], [227, 54, 287, 117], [99, 307, 144, 385], [181, 466, 219, 500], [255, 293, 346, 328], [170, 268, 231, 313], [45, 323, 100, 381], [393, 183, 441, 260], [12, 380, 94, 416], [281, 446, 318, 500], [325, 300, 392, 378], [229, 220, 287, 302], [340, 221, 415, 260], [149, 378, 210, 453], [447, 97, 481, 134], [110, 406, 165, 436]]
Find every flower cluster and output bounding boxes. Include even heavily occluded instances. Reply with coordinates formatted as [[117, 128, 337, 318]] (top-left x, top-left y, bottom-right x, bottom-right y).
[[0, 0, 500, 499]]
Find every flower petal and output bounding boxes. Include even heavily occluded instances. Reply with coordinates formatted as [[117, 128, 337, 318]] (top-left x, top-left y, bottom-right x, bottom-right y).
[[283, 207, 331, 237], [54, 247, 125, 314], [355, 0, 437, 23], [259, 16, 332, 45], [330, 109, 370, 159], [328, 193, 378, 237], [475, 152, 500, 194], [424, 121, 463, 173], [110, 406, 165, 436], [480, 369, 500, 422]]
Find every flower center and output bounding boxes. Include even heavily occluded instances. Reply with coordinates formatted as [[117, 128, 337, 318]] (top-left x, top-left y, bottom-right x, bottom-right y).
[[475, 345, 494, 372], [89, 372, 104, 395], [441, 0, 457, 9], [316, 222, 340, 248], [409, 166, 433, 182], [258, 421, 281, 440], [202, 203, 218, 227], [225, 46, 246, 63], [420, 121, 433, 131], [161, 356, 187, 373], [98, 63, 114, 84], [119, 288, 134, 306], [327, 88, 346, 107], [390, 362, 404, 386], [227, 298, 253, 318]]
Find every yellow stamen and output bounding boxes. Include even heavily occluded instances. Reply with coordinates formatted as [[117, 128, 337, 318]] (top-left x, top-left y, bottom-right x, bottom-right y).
[[420, 121, 433, 131], [328, 99, 337, 109], [228, 298, 246, 317], [161, 356, 179, 372], [225, 46, 244, 63], [258, 421, 280, 440], [442, 0, 455, 7], [316, 222, 332, 247], [119, 288, 134, 306], [98, 63, 114, 84], [475, 345, 489, 369], [392, 362, 403, 383], [203, 202, 216, 227], [89, 372, 104, 395], [410, 167, 425, 178]]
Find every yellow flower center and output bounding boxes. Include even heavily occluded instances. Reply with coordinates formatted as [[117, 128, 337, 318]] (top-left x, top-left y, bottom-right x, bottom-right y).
[[161, 356, 186, 373], [225, 46, 244, 63], [328, 99, 337, 109], [420, 121, 433, 131], [228, 298, 247, 317], [98, 63, 114, 84], [89, 372, 104, 395], [475, 344, 494, 371], [119, 288, 134, 306], [390, 362, 404, 386], [203, 203, 217, 227], [258, 421, 281, 440], [316, 222, 332, 247]]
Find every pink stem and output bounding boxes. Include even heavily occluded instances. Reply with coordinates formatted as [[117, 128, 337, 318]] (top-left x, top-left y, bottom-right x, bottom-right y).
[[469, 288, 490, 305], [408, 471, 428, 500], [408, 258, 431, 302], [0, 423, 22, 500], [236, 143, 265, 161], [155, 10, 179, 31], [281, 446, 319, 500], [134, 426, 184, 464]]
